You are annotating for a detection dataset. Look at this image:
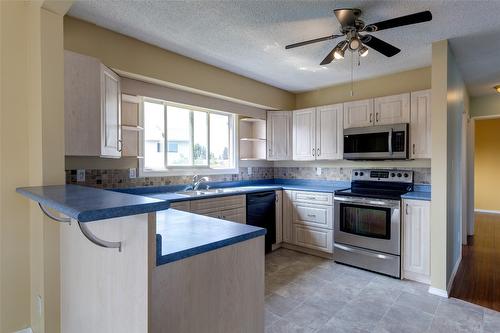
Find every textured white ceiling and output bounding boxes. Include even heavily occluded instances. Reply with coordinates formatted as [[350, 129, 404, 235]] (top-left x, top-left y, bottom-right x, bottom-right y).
[[68, 0, 500, 95]]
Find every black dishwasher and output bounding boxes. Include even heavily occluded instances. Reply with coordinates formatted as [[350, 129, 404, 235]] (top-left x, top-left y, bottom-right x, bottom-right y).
[[246, 191, 276, 253]]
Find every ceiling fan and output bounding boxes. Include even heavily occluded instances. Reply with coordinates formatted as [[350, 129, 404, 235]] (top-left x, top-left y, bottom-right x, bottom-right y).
[[285, 8, 432, 65]]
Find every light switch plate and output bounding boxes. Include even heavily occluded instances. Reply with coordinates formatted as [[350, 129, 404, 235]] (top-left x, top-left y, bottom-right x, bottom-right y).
[[129, 168, 137, 179], [316, 167, 322, 176], [248, 167, 252, 176], [76, 169, 85, 182]]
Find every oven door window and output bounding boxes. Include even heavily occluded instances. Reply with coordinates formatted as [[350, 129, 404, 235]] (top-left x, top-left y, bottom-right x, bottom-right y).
[[344, 132, 389, 154], [339, 203, 391, 239]]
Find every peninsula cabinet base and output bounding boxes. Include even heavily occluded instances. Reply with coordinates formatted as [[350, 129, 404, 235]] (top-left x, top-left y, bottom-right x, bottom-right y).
[[150, 236, 265, 333]]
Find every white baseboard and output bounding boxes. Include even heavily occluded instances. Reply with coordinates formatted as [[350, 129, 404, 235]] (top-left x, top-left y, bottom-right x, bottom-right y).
[[474, 209, 500, 215], [428, 286, 448, 298], [446, 255, 462, 294], [14, 328, 32, 333]]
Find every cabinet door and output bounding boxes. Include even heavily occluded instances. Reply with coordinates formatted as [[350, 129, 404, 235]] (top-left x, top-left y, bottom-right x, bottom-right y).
[[374, 93, 410, 125], [219, 207, 246, 224], [292, 224, 333, 253], [275, 190, 283, 244], [343, 99, 374, 128], [403, 199, 431, 284], [292, 108, 316, 160], [410, 90, 431, 159], [100, 65, 122, 158], [267, 111, 292, 161], [315, 104, 343, 160], [282, 191, 293, 243]]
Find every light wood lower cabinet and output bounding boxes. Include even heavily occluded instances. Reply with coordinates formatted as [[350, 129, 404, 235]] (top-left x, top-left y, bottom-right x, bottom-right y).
[[402, 199, 431, 284], [275, 190, 283, 244], [169, 201, 191, 212], [283, 190, 333, 254], [292, 224, 333, 253]]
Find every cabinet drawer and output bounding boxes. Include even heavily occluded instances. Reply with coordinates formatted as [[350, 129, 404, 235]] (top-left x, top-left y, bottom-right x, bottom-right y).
[[293, 203, 333, 229], [219, 207, 246, 224], [190, 195, 246, 214], [291, 191, 333, 205], [292, 224, 333, 253], [169, 201, 190, 212]]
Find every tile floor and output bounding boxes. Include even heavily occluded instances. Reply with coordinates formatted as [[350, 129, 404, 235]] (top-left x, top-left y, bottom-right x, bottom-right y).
[[265, 249, 500, 333]]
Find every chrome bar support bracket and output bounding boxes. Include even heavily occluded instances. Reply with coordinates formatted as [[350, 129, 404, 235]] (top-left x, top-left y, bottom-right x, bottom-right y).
[[38, 203, 122, 252], [39, 203, 71, 225]]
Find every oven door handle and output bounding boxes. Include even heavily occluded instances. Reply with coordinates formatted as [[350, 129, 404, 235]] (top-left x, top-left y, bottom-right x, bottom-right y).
[[388, 128, 393, 155], [334, 243, 394, 260], [334, 196, 400, 209]]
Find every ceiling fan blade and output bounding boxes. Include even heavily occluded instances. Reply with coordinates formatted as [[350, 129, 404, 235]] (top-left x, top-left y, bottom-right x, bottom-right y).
[[285, 35, 342, 49], [334, 8, 361, 28], [364, 10, 432, 32], [360, 35, 401, 57], [320, 47, 337, 65]]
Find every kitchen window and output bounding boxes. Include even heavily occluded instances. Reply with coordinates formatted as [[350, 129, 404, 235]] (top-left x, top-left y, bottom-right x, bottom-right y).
[[140, 98, 237, 176]]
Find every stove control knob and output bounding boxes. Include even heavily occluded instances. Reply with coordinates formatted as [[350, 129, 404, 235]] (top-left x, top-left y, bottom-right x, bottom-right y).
[[354, 172, 359, 176], [397, 173, 402, 177], [360, 172, 364, 176], [391, 173, 396, 178], [404, 173, 409, 178]]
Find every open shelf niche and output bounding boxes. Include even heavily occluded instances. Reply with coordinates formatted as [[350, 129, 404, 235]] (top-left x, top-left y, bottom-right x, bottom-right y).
[[238, 116, 266, 160], [121, 94, 144, 158]]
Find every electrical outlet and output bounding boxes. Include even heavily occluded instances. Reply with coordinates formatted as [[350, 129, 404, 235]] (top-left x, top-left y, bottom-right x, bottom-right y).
[[76, 169, 85, 182], [316, 167, 322, 176], [129, 168, 137, 179], [248, 167, 253, 176]]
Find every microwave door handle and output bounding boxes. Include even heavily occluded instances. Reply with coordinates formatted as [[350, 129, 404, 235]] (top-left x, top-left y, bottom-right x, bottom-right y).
[[388, 128, 393, 155]]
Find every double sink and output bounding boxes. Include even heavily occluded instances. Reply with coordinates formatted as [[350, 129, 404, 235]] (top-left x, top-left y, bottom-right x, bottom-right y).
[[176, 187, 241, 197]]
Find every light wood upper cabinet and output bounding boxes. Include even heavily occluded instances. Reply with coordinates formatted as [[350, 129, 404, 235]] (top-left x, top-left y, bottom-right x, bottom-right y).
[[292, 106, 343, 161], [374, 93, 410, 125], [316, 104, 343, 160], [267, 111, 292, 161], [343, 99, 374, 128], [410, 90, 431, 159], [65, 51, 122, 158], [403, 199, 431, 284], [292, 108, 316, 160]]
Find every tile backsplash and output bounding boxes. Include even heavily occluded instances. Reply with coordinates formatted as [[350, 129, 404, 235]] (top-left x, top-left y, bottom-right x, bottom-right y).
[[66, 166, 431, 188]]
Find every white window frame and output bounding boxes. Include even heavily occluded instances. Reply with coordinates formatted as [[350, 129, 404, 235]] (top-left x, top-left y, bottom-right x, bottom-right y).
[[139, 97, 239, 177]]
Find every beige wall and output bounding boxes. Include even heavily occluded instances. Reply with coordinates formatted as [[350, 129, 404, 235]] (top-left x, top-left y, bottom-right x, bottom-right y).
[[470, 94, 500, 118], [474, 118, 500, 211], [295, 67, 431, 108], [1, 1, 68, 332], [63, 16, 295, 111]]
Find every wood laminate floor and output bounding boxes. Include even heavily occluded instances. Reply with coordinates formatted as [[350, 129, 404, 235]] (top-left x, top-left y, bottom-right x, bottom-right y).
[[450, 213, 500, 312]]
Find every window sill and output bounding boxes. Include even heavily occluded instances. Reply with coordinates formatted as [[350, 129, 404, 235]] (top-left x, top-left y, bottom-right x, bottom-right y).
[[138, 168, 240, 177]]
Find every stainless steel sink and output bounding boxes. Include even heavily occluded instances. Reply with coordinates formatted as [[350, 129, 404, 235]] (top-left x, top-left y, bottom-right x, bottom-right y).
[[176, 188, 241, 197]]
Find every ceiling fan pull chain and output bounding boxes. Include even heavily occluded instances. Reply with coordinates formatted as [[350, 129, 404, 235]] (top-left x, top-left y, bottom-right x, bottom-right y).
[[350, 51, 354, 97]]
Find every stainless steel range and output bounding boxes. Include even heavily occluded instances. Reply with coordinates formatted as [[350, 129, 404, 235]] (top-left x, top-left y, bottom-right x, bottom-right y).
[[333, 169, 413, 278]]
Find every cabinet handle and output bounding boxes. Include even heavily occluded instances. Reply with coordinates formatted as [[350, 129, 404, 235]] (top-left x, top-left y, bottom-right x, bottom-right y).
[[412, 143, 416, 155], [405, 203, 409, 215], [376, 113, 379, 122], [370, 114, 373, 123], [307, 214, 316, 218], [117, 139, 123, 152], [312, 148, 315, 156], [317, 148, 320, 156]]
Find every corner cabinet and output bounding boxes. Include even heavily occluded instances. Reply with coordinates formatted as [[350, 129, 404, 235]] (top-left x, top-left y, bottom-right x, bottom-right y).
[[65, 50, 122, 158], [267, 111, 292, 161], [402, 199, 431, 284], [292, 105, 343, 161], [410, 90, 431, 159]]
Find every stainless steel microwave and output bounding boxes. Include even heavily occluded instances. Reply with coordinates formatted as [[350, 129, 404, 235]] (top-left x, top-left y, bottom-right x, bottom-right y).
[[343, 123, 409, 160]]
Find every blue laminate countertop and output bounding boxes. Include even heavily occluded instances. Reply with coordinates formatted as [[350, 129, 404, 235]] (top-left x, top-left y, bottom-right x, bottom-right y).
[[401, 184, 431, 201], [16, 185, 170, 222], [155, 209, 266, 265], [113, 179, 351, 202]]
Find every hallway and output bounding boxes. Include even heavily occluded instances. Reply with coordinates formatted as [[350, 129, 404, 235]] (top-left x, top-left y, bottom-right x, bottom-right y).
[[450, 213, 500, 312]]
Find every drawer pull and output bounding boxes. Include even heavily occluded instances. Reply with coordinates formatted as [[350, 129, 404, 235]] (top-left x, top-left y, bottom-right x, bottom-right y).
[[307, 214, 317, 218]]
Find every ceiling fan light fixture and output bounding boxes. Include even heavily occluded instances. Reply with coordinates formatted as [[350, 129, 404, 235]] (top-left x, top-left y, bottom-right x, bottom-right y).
[[333, 41, 348, 59], [359, 45, 369, 57], [349, 36, 361, 50], [495, 85, 500, 93]]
